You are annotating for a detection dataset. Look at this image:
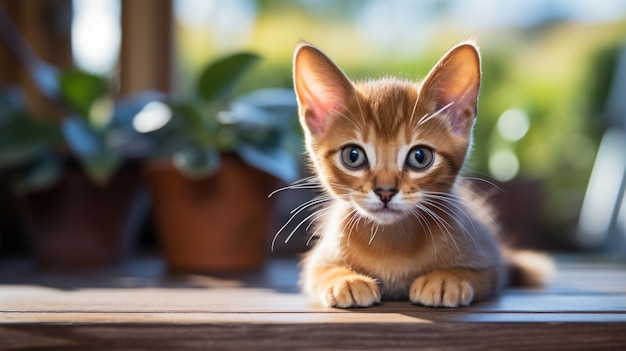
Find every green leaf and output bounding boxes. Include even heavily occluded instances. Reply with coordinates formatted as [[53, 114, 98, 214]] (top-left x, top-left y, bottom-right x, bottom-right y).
[[166, 100, 218, 148], [59, 70, 107, 118], [61, 116, 120, 185], [197, 53, 261, 103], [167, 101, 206, 131]]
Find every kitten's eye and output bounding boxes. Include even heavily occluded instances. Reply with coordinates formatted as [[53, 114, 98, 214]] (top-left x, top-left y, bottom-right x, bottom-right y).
[[340, 145, 368, 169], [406, 146, 434, 170]]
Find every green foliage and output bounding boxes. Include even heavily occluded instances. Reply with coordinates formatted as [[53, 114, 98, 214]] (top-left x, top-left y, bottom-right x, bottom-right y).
[[0, 87, 64, 193], [140, 52, 300, 182], [0, 94, 61, 166], [59, 70, 107, 118], [0, 70, 152, 191], [197, 52, 261, 103], [57, 71, 153, 186]]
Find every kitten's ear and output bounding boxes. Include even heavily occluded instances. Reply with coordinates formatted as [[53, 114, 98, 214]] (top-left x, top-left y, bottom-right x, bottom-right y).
[[293, 43, 353, 136], [419, 42, 481, 136]]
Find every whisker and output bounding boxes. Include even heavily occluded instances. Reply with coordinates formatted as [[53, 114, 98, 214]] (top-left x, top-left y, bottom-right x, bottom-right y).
[[416, 101, 455, 128], [343, 208, 361, 247], [426, 189, 505, 237], [422, 193, 479, 236], [421, 197, 480, 254], [417, 203, 466, 267], [268, 176, 322, 197], [271, 194, 335, 251], [290, 195, 334, 215], [283, 206, 334, 246], [458, 176, 505, 195], [368, 222, 381, 245], [333, 107, 362, 131], [409, 206, 438, 263], [305, 233, 316, 246]]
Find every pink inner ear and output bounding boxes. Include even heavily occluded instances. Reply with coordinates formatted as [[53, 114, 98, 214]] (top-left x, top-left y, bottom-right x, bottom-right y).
[[440, 80, 479, 135], [422, 44, 481, 136], [447, 105, 475, 135], [294, 45, 352, 137], [304, 98, 333, 135], [300, 78, 344, 136]]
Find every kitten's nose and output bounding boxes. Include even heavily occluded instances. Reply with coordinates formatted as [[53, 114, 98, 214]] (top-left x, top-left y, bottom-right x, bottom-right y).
[[374, 187, 398, 205]]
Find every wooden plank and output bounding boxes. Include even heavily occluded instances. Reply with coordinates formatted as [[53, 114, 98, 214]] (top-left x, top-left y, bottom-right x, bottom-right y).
[[1, 321, 625, 351], [2, 285, 626, 313], [2, 311, 626, 324], [1, 257, 626, 350], [2, 257, 625, 292]]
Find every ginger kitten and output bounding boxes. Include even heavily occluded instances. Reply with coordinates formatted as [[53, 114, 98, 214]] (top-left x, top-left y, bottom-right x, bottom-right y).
[[291, 41, 554, 308]]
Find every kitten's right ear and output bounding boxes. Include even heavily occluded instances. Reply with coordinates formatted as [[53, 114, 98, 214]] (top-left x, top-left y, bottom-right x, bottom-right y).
[[419, 42, 481, 137], [293, 43, 353, 136]]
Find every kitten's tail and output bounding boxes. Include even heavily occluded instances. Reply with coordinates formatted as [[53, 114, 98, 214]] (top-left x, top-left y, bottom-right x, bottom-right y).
[[506, 249, 556, 287]]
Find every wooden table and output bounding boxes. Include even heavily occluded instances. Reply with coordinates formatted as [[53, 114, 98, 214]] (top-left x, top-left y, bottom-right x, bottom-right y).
[[1, 256, 625, 350]]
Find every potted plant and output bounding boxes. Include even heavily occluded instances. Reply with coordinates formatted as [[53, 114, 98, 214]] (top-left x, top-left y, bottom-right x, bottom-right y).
[[137, 52, 299, 272], [0, 71, 153, 268], [0, 87, 61, 257]]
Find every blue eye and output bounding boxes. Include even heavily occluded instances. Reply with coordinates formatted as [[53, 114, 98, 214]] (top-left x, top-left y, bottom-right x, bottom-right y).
[[406, 146, 434, 170], [340, 145, 368, 169]]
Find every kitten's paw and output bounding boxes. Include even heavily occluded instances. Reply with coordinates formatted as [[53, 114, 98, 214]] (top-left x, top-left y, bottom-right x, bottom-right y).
[[322, 275, 381, 308], [410, 271, 474, 308]]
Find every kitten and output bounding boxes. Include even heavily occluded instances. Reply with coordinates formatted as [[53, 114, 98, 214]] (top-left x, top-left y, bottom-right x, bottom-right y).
[[290, 41, 555, 308]]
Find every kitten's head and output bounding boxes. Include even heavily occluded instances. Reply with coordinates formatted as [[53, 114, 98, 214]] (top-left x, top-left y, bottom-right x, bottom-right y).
[[293, 42, 481, 225]]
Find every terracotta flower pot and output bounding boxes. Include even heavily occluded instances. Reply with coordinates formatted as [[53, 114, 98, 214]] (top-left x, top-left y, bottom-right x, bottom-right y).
[[145, 154, 279, 273], [17, 165, 145, 269]]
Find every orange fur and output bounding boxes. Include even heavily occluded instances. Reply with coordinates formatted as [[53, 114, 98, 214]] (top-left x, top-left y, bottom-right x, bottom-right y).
[[292, 41, 554, 308]]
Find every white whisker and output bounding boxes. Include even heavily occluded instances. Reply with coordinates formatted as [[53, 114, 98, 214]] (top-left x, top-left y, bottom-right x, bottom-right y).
[[417, 202, 466, 267], [290, 195, 333, 215], [268, 176, 322, 197], [283, 206, 333, 246], [368, 222, 380, 245], [409, 206, 438, 266], [343, 209, 361, 247], [272, 194, 338, 251], [421, 197, 480, 254], [416, 101, 455, 128], [460, 176, 505, 194]]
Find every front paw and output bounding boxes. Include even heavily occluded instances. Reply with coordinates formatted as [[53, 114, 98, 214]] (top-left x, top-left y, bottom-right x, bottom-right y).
[[410, 271, 474, 307], [322, 275, 381, 308]]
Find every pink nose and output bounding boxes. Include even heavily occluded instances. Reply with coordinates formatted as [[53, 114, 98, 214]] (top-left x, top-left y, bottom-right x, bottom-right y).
[[374, 187, 398, 204]]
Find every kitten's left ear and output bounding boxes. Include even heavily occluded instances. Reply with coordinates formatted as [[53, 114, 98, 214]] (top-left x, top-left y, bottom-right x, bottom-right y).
[[419, 42, 481, 136]]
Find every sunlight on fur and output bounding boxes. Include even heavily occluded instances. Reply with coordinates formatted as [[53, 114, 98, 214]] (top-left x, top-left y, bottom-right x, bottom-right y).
[[275, 40, 555, 308]]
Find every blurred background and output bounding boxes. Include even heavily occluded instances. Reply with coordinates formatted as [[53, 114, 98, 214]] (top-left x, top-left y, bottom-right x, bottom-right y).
[[0, 0, 625, 271]]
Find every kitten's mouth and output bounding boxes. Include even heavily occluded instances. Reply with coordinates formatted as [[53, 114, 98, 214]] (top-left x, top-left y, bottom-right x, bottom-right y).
[[366, 206, 405, 225]]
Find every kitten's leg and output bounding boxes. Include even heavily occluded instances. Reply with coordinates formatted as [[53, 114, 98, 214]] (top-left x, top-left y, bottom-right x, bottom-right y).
[[305, 265, 381, 308], [409, 267, 500, 308]]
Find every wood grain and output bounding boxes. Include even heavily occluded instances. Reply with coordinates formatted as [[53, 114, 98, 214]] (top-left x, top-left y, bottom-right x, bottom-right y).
[[1, 257, 625, 350]]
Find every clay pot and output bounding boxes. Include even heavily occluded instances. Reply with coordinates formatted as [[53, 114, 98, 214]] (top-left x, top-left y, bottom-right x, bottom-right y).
[[18, 165, 145, 268], [145, 154, 279, 273]]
